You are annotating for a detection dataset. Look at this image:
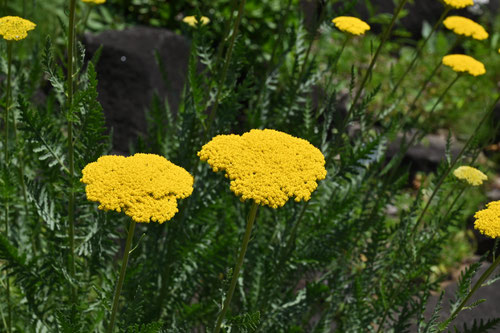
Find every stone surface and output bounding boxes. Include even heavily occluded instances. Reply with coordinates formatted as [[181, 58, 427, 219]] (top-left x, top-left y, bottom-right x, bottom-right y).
[[83, 26, 190, 153]]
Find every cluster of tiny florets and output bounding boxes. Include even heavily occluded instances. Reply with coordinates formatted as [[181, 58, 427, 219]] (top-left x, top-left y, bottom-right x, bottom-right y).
[[198, 129, 327, 209], [0, 16, 36, 41], [81, 153, 193, 223], [442, 54, 486, 76], [453, 166, 487, 186], [474, 201, 500, 238], [442, 0, 474, 9], [182, 15, 210, 27], [332, 16, 370, 36], [443, 16, 488, 40], [81, 0, 106, 4]]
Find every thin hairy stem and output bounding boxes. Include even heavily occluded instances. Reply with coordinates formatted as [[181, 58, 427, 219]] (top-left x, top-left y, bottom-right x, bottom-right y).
[[205, 0, 246, 137], [388, 8, 449, 98], [214, 202, 259, 333], [439, 253, 500, 331], [412, 93, 500, 234], [344, 0, 409, 126], [3, 41, 12, 333], [67, 0, 77, 303], [107, 220, 137, 333]]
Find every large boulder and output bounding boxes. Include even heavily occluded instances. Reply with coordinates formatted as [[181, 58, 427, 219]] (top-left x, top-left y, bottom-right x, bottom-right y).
[[83, 26, 190, 153]]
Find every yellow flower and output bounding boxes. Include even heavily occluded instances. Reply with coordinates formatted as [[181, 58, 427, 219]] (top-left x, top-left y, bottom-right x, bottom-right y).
[[81, 154, 193, 223], [0, 16, 36, 41], [442, 0, 474, 9], [81, 0, 106, 4], [453, 166, 487, 186], [442, 54, 485, 76], [182, 15, 210, 27], [198, 129, 327, 209], [474, 201, 500, 238], [332, 16, 370, 36], [443, 16, 488, 40]]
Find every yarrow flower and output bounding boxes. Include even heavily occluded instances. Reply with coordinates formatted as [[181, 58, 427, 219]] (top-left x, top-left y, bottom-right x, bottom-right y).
[[182, 15, 210, 27], [453, 166, 487, 186], [81, 0, 106, 4], [0, 16, 36, 41], [442, 54, 486, 76], [443, 16, 488, 40], [81, 153, 193, 223], [332, 16, 370, 36], [474, 201, 500, 238], [198, 129, 327, 209], [442, 0, 474, 9]]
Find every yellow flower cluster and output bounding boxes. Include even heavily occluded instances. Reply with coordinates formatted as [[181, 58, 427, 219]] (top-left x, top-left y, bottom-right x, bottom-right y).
[[332, 16, 370, 36], [442, 0, 474, 9], [453, 166, 487, 186], [198, 129, 327, 209], [81, 0, 106, 4], [0, 16, 36, 41], [443, 16, 488, 40], [182, 16, 210, 27], [442, 54, 485, 76], [474, 201, 500, 238], [81, 154, 193, 223]]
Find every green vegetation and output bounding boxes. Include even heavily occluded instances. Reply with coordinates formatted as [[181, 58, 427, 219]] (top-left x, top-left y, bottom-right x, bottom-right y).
[[1, 0, 500, 332]]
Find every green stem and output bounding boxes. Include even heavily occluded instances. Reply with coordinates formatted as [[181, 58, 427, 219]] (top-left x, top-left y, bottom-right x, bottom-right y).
[[344, 0, 409, 126], [439, 252, 500, 331], [67, 0, 77, 303], [205, 0, 246, 137], [412, 93, 500, 234], [388, 8, 449, 98], [107, 220, 137, 333], [214, 202, 259, 333], [3, 41, 12, 333], [281, 200, 309, 260]]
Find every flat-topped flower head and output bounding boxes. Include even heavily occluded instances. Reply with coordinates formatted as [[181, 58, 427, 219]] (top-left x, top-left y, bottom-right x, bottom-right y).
[[442, 0, 474, 9], [198, 129, 327, 209], [182, 15, 210, 27], [443, 16, 488, 40], [0, 16, 36, 41], [81, 0, 106, 4], [453, 166, 487, 186], [81, 153, 193, 223], [474, 201, 500, 238], [332, 16, 370, 36], [82, 0, 106, 4], [442, 54, 485, 76]]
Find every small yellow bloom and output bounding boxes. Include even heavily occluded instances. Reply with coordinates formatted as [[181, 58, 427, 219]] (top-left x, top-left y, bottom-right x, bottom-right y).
[[0, 16, 36, 41], [453, 166, 487, 186], [442, 0, 474, 9], [332, 16, 370, 36], [442, 54, 486, 76], [81, 154, 193, 223], [182, 15, 210, 27], [81, 0, 106, 4], [474, 201, 500, 238], [198, 129, 327, 209], [443, 16, 488, 40]]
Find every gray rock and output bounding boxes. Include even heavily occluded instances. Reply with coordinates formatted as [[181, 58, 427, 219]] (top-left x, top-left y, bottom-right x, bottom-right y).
[[83, 26, 190, 153]]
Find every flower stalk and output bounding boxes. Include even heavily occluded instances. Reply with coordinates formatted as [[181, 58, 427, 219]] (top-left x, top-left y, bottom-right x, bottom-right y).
[[107, 220, 137, 333], [3, 40, 12, 333], [412, 93, 500, 234], [205, 0, 246, 137], [344, 0, 408, 126], [67, 0, 77, 303], [214, 202, 259, 333]]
